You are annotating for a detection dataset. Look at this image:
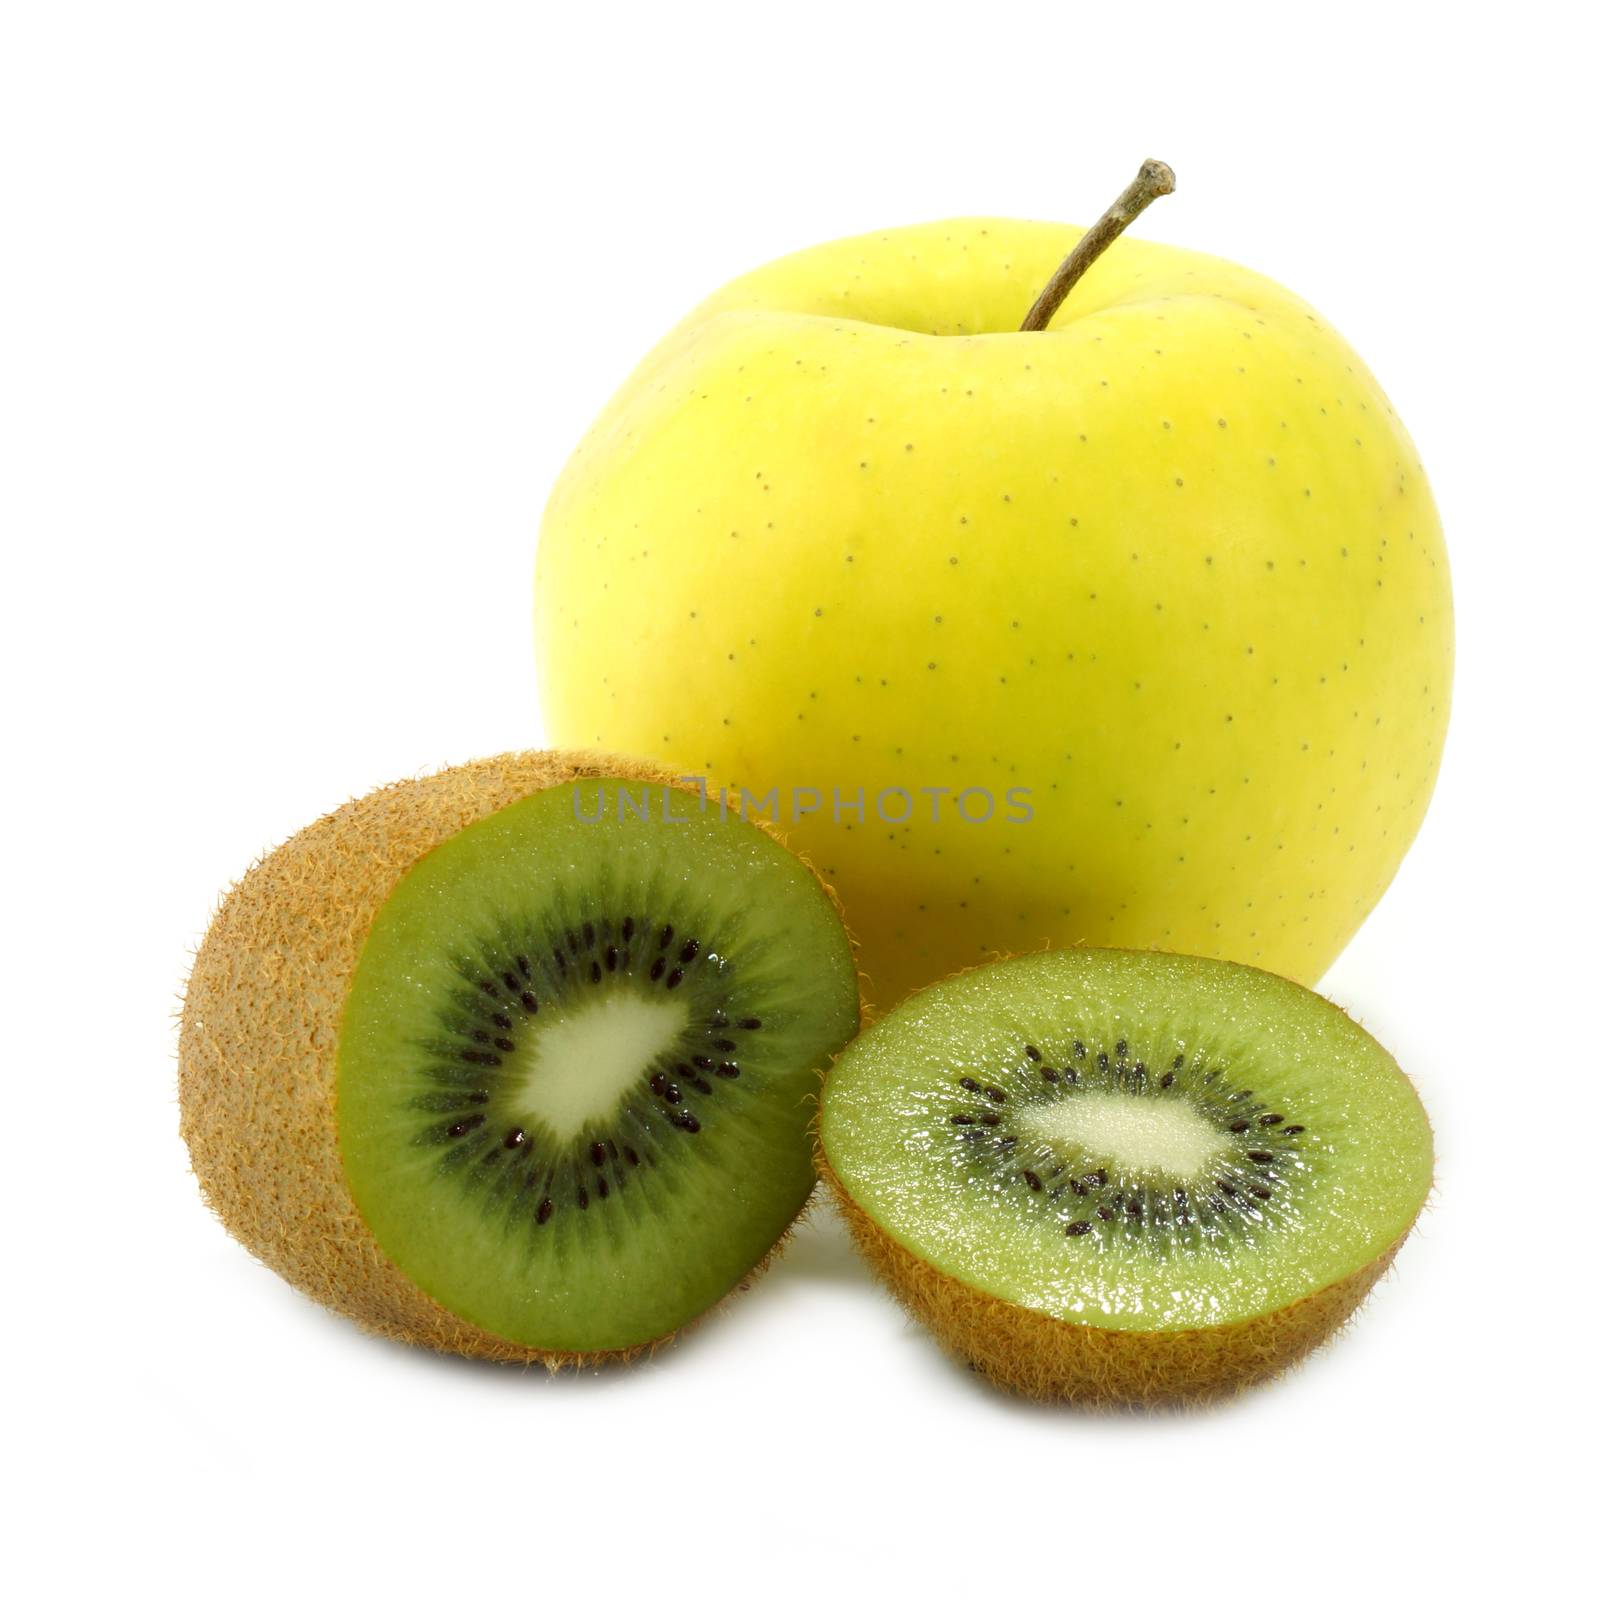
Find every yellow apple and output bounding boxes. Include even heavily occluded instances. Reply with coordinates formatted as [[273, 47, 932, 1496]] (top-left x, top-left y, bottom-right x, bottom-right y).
[[536, 197, 1452, 1008]]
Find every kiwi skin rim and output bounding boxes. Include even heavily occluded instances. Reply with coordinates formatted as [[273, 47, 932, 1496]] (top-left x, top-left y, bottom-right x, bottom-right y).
[[178, 749, 862, 1369], [815, 952, 1427, 1409]]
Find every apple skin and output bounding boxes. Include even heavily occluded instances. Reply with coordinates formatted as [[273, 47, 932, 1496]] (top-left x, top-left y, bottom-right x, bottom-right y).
[[536, 219, 1452, 1009]]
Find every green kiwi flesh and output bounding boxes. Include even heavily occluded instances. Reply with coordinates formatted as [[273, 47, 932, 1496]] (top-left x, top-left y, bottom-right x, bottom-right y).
[[819, 949, 1431, 1401], [339, 778, 859, 1353]]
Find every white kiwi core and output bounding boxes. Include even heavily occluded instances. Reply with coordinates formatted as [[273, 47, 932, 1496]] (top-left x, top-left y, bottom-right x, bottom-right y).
[[1016, 1093, 1231, 1183], [509, 991, 690, 1140]]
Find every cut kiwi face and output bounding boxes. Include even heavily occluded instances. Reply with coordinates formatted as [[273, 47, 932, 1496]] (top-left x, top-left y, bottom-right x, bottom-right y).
[[180, 752, 860, 1364], [339, 780, 856, 1352], [819, 949, 1431, 1406]]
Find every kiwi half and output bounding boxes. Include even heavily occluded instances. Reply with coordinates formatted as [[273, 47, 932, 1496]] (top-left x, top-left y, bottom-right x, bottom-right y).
[[818, 949, 1431, 1406], [180, 752, 860, 1364]]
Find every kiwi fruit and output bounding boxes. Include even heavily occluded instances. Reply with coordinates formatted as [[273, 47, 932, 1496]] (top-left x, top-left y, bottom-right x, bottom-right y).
[[818, 948, 1431, 1407], [180, 751, 860, 1365]]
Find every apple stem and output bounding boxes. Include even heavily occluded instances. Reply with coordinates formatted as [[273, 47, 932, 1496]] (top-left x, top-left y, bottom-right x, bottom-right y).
[[1019, 159, 1177, 332]]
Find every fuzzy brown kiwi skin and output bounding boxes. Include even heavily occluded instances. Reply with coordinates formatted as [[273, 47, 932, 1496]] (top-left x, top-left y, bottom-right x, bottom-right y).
[[813, 948, 1430, 1408], [178, 750, 862, 1369], [819, 1150, 1408, 1408]]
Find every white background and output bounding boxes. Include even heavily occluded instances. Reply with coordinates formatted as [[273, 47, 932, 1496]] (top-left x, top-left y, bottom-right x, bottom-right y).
[[4, 3, 1592, 1594]]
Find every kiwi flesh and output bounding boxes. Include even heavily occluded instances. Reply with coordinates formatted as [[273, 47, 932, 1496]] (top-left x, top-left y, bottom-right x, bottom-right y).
[[180, 751, 860, 1364], [818, 949, 1431, 1406]]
